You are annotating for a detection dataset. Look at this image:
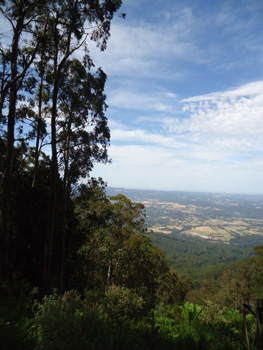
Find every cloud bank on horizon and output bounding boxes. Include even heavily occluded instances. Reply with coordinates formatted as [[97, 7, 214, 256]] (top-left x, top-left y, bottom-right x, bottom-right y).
[[90, 0, 263, 194]]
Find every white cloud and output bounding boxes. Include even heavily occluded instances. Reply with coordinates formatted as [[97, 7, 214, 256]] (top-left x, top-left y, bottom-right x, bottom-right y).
[[110, 128, 258, 164], [109, 145, 180, 167], [107, 88, 179, 113], [109, 81, 263, 155], [181, 81, 263, 102], [87, 0, 263, 82], [88, 13, 206, 79], [108, 119, 128, 130], [111, 129, 186, 149], [176, 81, 263, 149]]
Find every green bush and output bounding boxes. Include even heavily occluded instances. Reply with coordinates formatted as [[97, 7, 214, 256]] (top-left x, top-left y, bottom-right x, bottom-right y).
[[154, 302, 249, 350], [35, 290, 104, 349], [100, 285, 146, 324], [0, 284, 37, 350], [34, 290, 151, 350], [33, 291, 252, 350]]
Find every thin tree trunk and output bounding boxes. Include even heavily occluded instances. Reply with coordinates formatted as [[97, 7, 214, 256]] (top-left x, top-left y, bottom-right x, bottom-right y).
[[43, 86, 58, 292], [61, 120, 71, 290], [1, 84, 17, 279], [32, 73, 44, 188], [43, 12, 75, 291], [0, 13, 23, 280], [43, 25, 59, 291], [0, 58, 8, 119], [107, 261, 111, 287]]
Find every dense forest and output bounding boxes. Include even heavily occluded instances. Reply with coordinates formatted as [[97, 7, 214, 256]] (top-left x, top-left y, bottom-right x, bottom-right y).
[[0, 1, 263, 349]]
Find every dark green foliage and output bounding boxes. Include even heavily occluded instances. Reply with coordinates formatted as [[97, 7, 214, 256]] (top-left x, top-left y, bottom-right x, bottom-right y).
[[33, 290, 170, 350], [0, 284, 37, 350], [183, 245, 263, 310], [99, 285, 146, 323], [32, 291, 253, 350], [250, 245, 263, 295], [151, 232, 252, 283], [154, 302, 254, 350]]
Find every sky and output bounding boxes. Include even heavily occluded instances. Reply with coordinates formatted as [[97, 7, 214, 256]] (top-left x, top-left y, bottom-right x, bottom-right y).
[[74, 0, 263, 194]]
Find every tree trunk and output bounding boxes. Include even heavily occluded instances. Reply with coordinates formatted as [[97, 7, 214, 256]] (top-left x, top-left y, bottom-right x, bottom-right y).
[[0, 13, 23, 280], [0, 58, 8, 119], [32, 73, 44, 188], [43, 25, 59, 292], [60, 120, 71, 290], [1, 83, 17, 279], [107, 261, 111, 287]]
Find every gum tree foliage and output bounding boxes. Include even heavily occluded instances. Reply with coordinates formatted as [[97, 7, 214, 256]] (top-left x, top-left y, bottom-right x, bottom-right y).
[[57, 58, 109, 200], [250, 244, 263, 297]]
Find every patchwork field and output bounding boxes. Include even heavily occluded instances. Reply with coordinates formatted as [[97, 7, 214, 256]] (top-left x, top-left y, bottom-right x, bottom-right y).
[[146, 200, 263, 243], [107, 188, 263, 245]]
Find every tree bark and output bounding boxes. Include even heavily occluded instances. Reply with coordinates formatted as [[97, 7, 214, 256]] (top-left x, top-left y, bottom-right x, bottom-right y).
[[32, 73, 44, 188], [0, 11, 24, 280], [43, 22, 59, 291], [60, 119, 71, 290]]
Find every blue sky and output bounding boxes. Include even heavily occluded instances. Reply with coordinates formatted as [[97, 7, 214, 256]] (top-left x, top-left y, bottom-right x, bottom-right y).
[[89, 0, 263, 194]]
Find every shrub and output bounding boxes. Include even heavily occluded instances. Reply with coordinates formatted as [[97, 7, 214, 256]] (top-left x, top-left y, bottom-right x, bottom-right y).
[[34, 290, 150, 350], [100, 285, 146, 324]]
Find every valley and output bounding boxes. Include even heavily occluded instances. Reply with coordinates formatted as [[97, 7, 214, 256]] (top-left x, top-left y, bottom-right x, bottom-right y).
[[107, 188, 263, 245], [107, 188, 263, 280]]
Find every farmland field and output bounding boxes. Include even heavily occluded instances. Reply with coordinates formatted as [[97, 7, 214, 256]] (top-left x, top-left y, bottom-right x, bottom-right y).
[[107, 187, 263, 245]]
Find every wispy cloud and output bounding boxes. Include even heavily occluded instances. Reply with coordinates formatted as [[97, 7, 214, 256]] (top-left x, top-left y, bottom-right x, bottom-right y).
[[111, 129, 186, 149], [88, 1, 262, 81], [88, 10, 208, 79], [178, 81, 263, 149], [181, 81, 262, 102], [107, 81, 263, 173], [107, 88, 180, 113]]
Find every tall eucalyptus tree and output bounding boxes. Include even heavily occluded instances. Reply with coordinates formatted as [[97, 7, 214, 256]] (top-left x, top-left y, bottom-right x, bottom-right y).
[[57, 57, 110, 288], [42, 0, 122, 291]]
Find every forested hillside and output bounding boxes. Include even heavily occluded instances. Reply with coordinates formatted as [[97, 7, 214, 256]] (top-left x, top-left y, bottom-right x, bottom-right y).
[[0, 1, 262, 349]]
